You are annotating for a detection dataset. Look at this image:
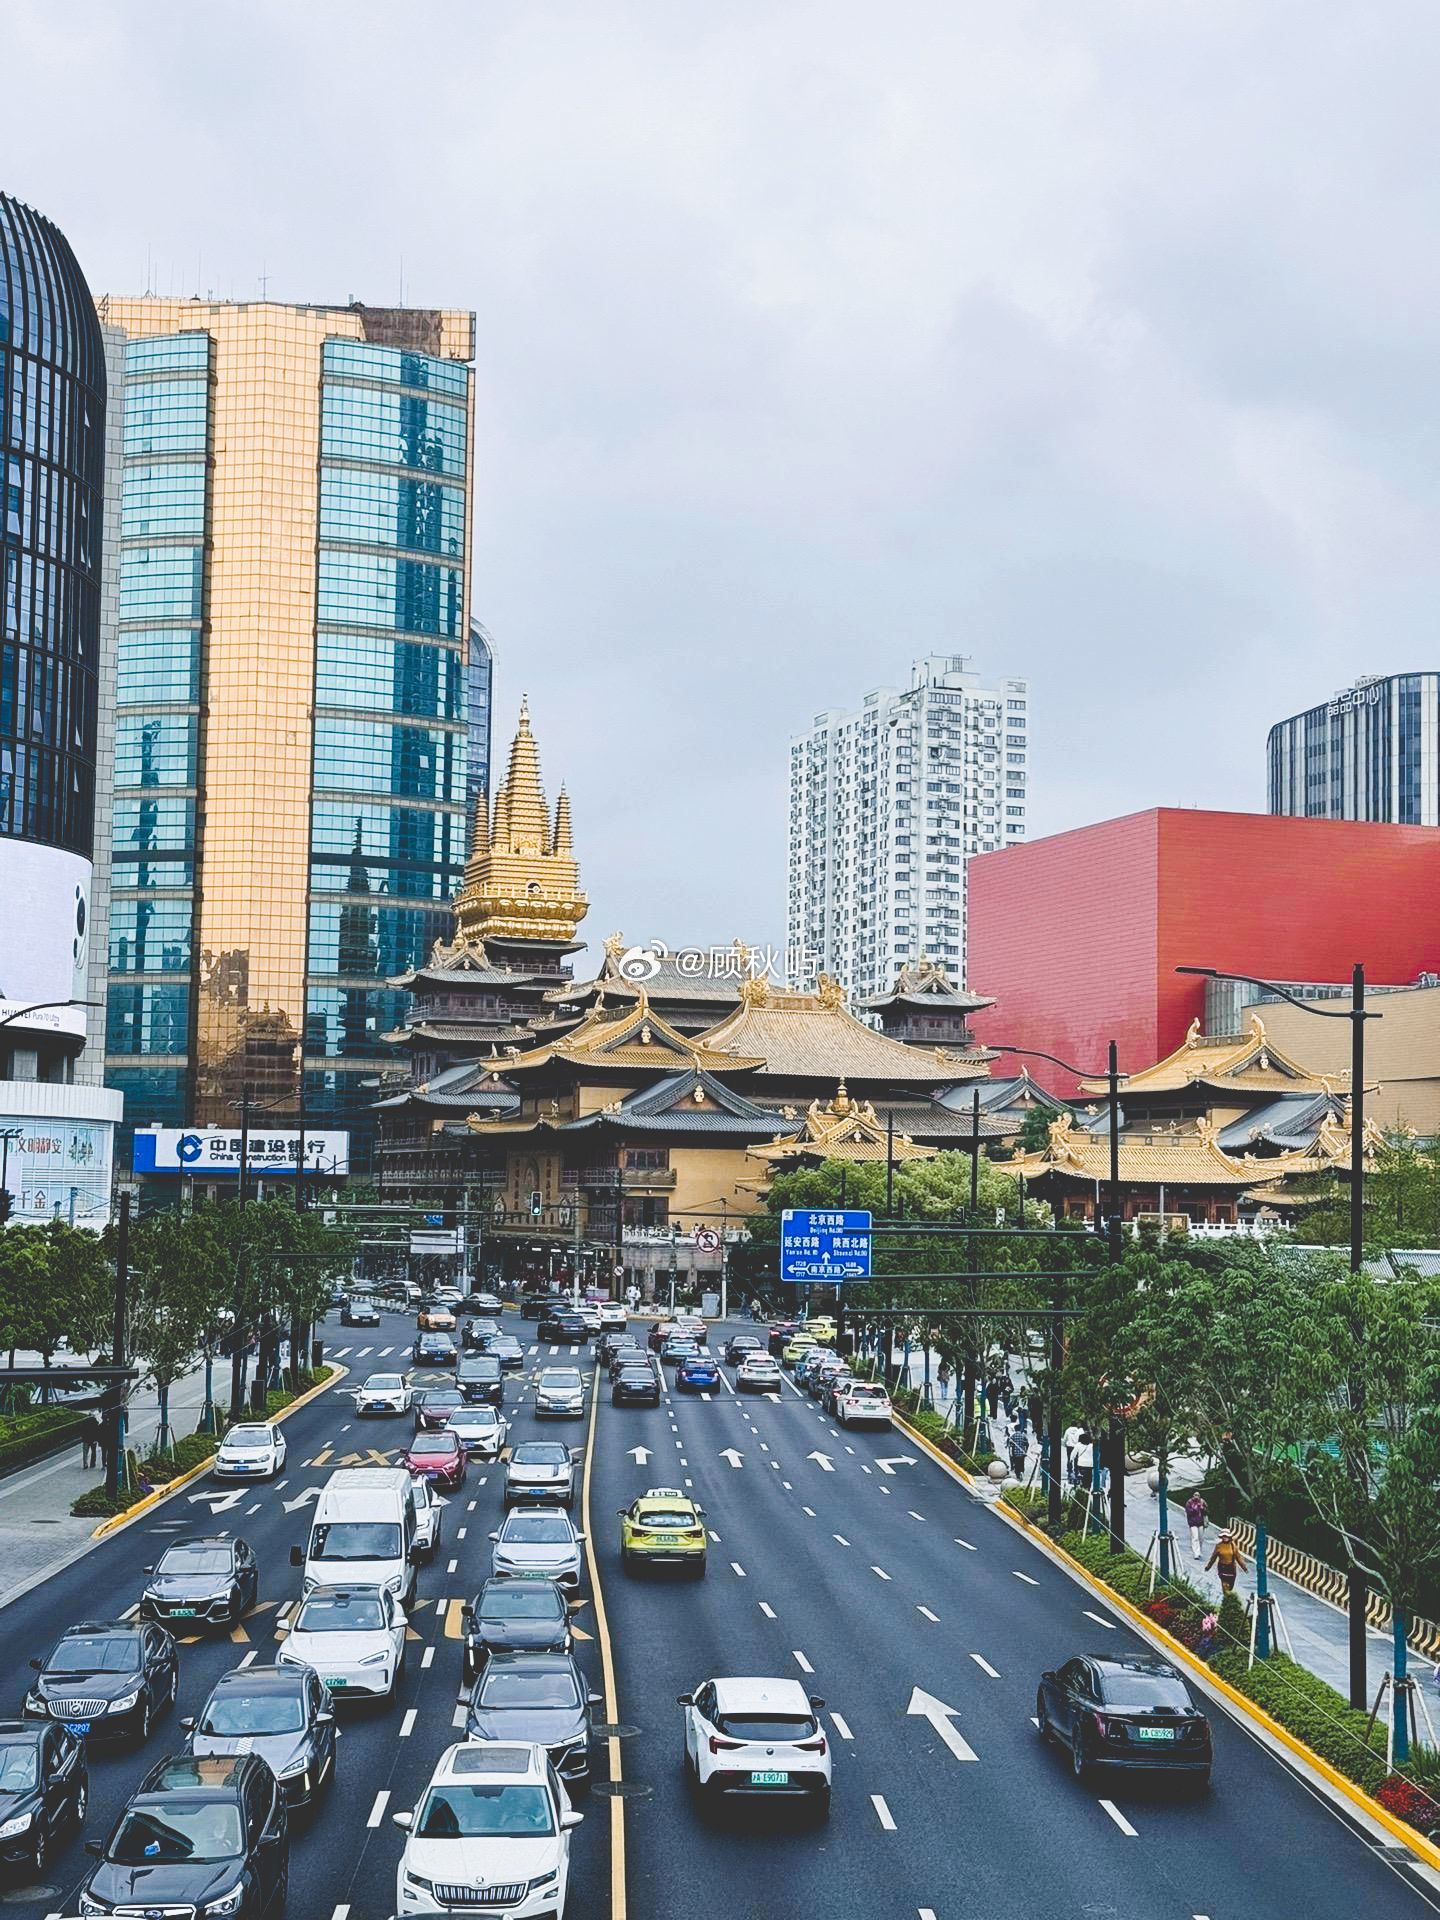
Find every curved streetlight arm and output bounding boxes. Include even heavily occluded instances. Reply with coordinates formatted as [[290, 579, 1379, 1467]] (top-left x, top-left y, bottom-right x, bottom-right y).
[[987, 1042, 1107, 1081], [1175, 966, 1380, 1021]]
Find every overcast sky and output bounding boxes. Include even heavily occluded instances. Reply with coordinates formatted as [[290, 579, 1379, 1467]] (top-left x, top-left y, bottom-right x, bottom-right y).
[[6, 1, 1436, 969]]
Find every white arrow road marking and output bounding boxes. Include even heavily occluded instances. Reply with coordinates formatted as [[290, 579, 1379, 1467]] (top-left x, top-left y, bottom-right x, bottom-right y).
[[807, 1451, 835, 1472], [875, 1456, 918, 1475], [626, 1445, 652, 1464], [189, 1489, 245, 1514], [282, 1487, 322, 1515], [366, 1790, 390, 1828], [1099, 1799, 1138, 1836], [872, 1794, 897, 1830], [1083, 1609, 1118, 1630], [970, 1654, 1000, 1678], [719, 1448, 745, 1468], [829, 1712, 853, 1740], [1012, 1570, 1039, 1586], [906, 1686, 979, 1762]]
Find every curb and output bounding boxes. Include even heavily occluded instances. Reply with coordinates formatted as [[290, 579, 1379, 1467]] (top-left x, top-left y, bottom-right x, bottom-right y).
[[89, 1365, 348, 1540], [888, 1403, 1440, 1874]]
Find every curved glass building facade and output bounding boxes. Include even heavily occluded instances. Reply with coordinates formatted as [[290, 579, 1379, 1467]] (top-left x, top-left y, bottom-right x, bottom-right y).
[[1267, 673, 1440, 825]]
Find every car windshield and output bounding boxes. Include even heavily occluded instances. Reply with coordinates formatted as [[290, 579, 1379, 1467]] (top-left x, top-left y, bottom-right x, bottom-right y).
[[365, 1375, 402, 1392], [504, 1515, 571, 1543], [618, 1367, 653, 1380], [478, 1668, 581, 1708], [450, 1408, 497, 1427], [640, 1509, 695, 1529], [0, 1743, 37, 1791], [157, 1546, 234, 1577], [295, 1592, 387, 1633], [541, 1372, 582, 1389], [421, 1393, 463, 1410], [714, 1712, 816, 1741], [200, 1689, 305, 1736], [310, 1522, 402, 1561], [416, 1433, 460, 1455], [1098, 1672, 1191, 1711], [417, 1783, 554, 1838], [513, 1444, 569, 1466], [47, 1633, 140, 1674], [481, 1587, 564, 1621], [224, 1427, 272, 1447], [110, 1800, 244, 1864]]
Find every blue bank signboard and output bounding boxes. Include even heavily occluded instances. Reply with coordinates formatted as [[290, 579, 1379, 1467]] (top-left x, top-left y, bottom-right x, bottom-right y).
[[780, 1208, 873, 1282]]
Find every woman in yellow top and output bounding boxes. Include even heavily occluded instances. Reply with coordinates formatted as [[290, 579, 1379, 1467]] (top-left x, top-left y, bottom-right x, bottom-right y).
[[1205, 1530, 1249, 1595]]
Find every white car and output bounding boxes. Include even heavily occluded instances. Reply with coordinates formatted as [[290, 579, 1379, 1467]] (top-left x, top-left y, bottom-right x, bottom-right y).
[[213, 1420, 287, 1479], [575, 1303, 602, 1334], [835, 1381, 892, 1427], [394, 1741, 581, 1918], [354, 1371, 412, 1417], [598, 1301, 628, 1329], [735, 1354, 783, 1393], [680, 1676, 830, 1819], [411, 1474, 444, 1560], [278, 1584, 408, 1700], [490, 1509, 585, 1590], [447, 1403, 509, 1460], [535, 1368, 585, 1418]]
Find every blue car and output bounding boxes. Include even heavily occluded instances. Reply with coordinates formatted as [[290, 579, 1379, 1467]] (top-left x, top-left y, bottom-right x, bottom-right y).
[[676, 1353, 721, 1392]]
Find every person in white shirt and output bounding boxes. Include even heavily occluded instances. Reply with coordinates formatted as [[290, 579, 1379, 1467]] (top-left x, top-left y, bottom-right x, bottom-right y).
[[1062, 1423, 1083, 1486]]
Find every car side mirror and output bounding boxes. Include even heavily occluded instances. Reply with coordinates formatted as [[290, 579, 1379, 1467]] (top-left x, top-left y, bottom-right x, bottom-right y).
[[317, 1709, 335, 1725], [676, 1693, 693, 1707], [408, 1545, 422, 1564], [179, 1715, 196, 1732], [808, 1695, 825, 1709], [488, 1531, 500, 1542], [461, 1602, 474, 1623], [29, 1659, 41, 1671], [289, 1545, 303, 1568], [456, 1689, 471, 1706], [1041, 1669, 1055, 1683], [392, 1809, 414, 1831], [85, 1837, 105, 1857], [143, 1564, 155, 1575], [588, 1690, 603, 1708], [574, 1533, 586, 1544], [561, 1807, 583, 1829]]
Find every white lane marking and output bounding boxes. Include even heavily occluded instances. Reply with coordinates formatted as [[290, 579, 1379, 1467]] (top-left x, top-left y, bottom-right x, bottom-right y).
[[400, 1708, 417, 1737], [872, 1793, 897, 1830], [970, 1653, 1000, 1678], [759, 1442, 770, 1452], [1099, 1798, 1138, 1837], [339, 1424, 351, 1434], [917, 1606, 939, 1623], [357, 1347, 373, 1357], [702, 1392, 712, 1403], [246, 1502, 261, 1515], [333, 1347, 351, 1357], [861, 1464, 871, 1474], [1012, 1569, 1039, 1586], [421, 1647, 434, 1669], [793, 1650, 814, 1673], [467, 1499, 477, 1511], [782, 1480, 792, 1489], [1083, 1609, 1118, 1630], [477, 1476, 487, 1486], [920, 1911, 938, 1920], [238, 1650, 257, 1669], [871, 1565, 891, 1580], [331, 1907, 351, 1920], [366, 1790, 390, 1828], [1029, 1716, 1040, 1728], [447, 1558, 458, 1573], [719, 1369, 737, 1395], [802, 1506, 816, 1517], [708, 1530, 721, 1542], [954, 1536, 975, 1551], [457, 1527, 467, 1540], [549, 1345, 559, 1356], [685, 1478, 694, 1487], [759, 1602, 777, 1619], [730, 1562, 747, 1578], [908, 1510, 925, 1522], [274, 1480, 288, 1491], [451, 1704, 467, 1728], [378, 1347, 393, 1357], [830, 1711, 853, 1741], [845, 1445, 856, 1455], [833, 1533, 850, 1546]]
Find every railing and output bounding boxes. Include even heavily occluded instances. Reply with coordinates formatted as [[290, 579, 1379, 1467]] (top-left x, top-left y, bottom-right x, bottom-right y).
[[559, 1168, 678, 1191]]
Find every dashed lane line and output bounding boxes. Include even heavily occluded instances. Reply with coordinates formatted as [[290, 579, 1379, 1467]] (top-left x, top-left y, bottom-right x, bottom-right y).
[[707, 1530, 721, 1542], [917, 1606, 939, 1623], [366, 1791, 390, 1828], [238, 1650, 257, 1669], [970, 1654, 1000, 1678], [1099, 1799, 1138, 1837], [451, 1704, 467, 1729], [793, 1650, 814, 1674], [871, 1565, 892, 1581], [1012, 1570, 1039, 1586], [872, 1794, 897, 1831], [802, 1506, 816, 1517], [759, 1603, 776, 1619], [458, 1527, 467, 1540], [1083, 1609, 1118, 1631], [955, 1536, 975, 1551], [421, 1647, 435, 1669], [400, 1709, 417, 1737], [908, 1511, 926, 1522], [246, 1503, 261, 1515], [830, 1712, 853, 1741], [730, 1562, 747, 1578]]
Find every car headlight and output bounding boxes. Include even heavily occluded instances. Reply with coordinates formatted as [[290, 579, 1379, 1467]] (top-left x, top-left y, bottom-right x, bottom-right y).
[[385, 1575, 404, 1595], [404, 1871, 435, 1893], [275, 1648, 303, 1667], [78, 1894, 109, 1915], [109, 1688, 142, 1714], [359, 1650, 390, 1666], [203, 1885, 247, 1916], [0, 1810, 32, 1839], [278, 1754, 310, 1780], [23, 1692, 43, 1713], [528, 1871, 559, 1892]]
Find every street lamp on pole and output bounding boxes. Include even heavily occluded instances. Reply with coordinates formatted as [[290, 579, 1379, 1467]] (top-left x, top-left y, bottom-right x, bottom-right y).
[[1177, 963, 1377, 1696]]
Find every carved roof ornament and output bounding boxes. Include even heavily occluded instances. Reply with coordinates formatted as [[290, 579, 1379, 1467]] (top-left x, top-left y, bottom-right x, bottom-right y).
[[693, 1083, 706, 1104], [740, 975, 771, 1008], [816, 972, 845, 1010], [1185, 1017, 1202, 1045], [603, 931, 626, 962]]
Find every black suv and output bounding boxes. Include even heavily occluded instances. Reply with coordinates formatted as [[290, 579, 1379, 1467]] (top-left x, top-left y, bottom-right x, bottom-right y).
[[339, 1297, 380, 1328], [141, 1535, 259, 1630], [461, 1576, 572, 1682], [521, 1292, 567, 1321], [184, 1664, 336, 1809], [456, 1353, 504, 1405], [26, 1621, 177, 1745], [463, 1651, 600, 1788], [539, 1308, 587, 1343], [0, 1718, 87, 1878], [81, 1752, 289, 1915]]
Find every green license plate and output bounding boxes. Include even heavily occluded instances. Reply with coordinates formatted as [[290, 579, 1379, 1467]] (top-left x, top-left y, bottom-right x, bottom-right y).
[[750, 1769, 789, 1784], [323, 1676, 346, 1689], [648, 1535, 683, 1546], [169, 1607, 197, 1617], [1135, 1726, 1175, 1740]]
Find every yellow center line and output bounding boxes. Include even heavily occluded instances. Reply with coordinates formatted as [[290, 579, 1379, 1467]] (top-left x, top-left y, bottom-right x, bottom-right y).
[[582, 1359, 625, 1920]]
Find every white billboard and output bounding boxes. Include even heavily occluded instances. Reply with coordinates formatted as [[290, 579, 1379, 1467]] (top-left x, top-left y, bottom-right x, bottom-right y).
[[133, 1127, 350, 1176], [0, 1117, 114, 1227], [0, 842, 90, 1008]]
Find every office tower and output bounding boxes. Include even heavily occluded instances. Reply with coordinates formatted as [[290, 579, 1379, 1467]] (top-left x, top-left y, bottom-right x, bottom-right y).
[[466, 618, 494, 845], [0, 194, 122, 1222], [101, 297, 476, 1169], [787, 654, 1029, 999], [1268, 673, 1440, 824]]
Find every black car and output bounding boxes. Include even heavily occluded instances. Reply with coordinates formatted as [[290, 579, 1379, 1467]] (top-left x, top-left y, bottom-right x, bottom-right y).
[[1037, 1653, 1212, 1787], [461, 1577, 572, 1682], [456, 1352, 504, 1405], [723, 1334, 762, 1366], [539, 1309, 587, 1343], [339, 1297, 380, 1328], [606, 1343, 648, 1381], [413, 1387, 466, 1432], [465, 1290, 503, 1315], [412, 1331, 457, 1367], [141, 1536, 259, 1631], [613, 1364, 661, 1407], [183, 1664, 336, 1809], [489, 1334, 525, 1372], [0, 1719, 87, 1877], [521, 1293, 567, 1321], [767, 1320, 798, 1356], [463, 1651, 600, 1788], [81, 1752, 289, 1916], [598, 1331, 636, 1364], [26, 1621, 177, 1745], [461, 1316, 503, 1352]]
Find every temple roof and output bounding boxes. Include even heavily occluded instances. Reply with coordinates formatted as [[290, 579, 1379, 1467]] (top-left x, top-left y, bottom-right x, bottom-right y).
[[374, 1060, 520, 1115], [1082, 1013, 1341, 1099], [542, 934, 747, 1010], [695, 975, 991, 1085], [383, 1021, 542, 1051], [388, 935, 548, 993], [482, 989, 764, 1076], [562, 1068, 785, 1137], [1003, 1111, 1277, 1188], [935, 1070, 1071, 1117], [748, 1083, 937, 1165], [856, 956, 995, 1015], [1233, 1103, 1385, 1180], [1216, 1090, 1345, 1154]]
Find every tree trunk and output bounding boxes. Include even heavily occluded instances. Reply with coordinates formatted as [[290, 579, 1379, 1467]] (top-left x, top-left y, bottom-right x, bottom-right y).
[[157, 1380, 171, 1458]]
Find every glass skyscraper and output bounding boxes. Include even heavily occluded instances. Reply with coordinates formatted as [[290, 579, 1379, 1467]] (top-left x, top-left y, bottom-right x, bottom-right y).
[[1267, 673, 1440, 825], [101, 299, 475, 1169], [466, 619, 494, 840]]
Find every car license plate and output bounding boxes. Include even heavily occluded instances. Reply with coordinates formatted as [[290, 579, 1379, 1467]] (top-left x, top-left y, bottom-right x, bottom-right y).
[[170, 1607, 197, 1617], [1135, 1726, 1175, 1740], [323, 1677, 346, 1689], [64, 1721, 90, 1736], [750, 1769, 788, 1785], [649, 1534, 683, 1546]]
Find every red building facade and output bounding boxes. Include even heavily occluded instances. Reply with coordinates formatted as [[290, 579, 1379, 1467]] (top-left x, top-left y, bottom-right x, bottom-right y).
[[966, 809, 1440, 1096]]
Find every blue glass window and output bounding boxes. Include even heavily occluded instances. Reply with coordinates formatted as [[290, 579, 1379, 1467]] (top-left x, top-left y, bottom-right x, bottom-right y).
[[103, 1065, 189, 1131], [317, 552, 463, 639], [307, 899, 450, 979], [321, 340, 468, 397], [120, 547, 203, 621], [122, 379, 208, 455], [319, 466, 465, 554], [125, 333, 209, 373], [315, 633, 462, 716], [116, 629, 200, 705], [312, 719, 464, 802], [107, 982, 190, 1056], [303, 985, 413, 1057], [114, 714, 198, 788], [108, 897, 193, 973], [111, 794, 196, 855], [310, 799, 464, 863], [121, 462, 207, 539], [320, 385, 467, 476]]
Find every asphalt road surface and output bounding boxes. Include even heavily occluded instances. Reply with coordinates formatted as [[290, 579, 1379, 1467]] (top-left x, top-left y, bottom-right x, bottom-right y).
[[2, 1303, 1436, 1918]]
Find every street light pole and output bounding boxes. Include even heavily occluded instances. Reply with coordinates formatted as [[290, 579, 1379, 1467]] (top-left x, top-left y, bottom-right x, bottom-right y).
[[106, 1191, 130, 1501]]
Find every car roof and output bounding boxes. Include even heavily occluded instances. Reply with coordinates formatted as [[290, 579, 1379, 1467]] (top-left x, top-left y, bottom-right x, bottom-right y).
[[709, 1677, 814, 1713], [62, 1619, 139, 1636], [298, 1585, 389, 1605], [432, 1740, 547, 1783], [139, 1754, 253, 1797], [478, 1576, 565, 1603], [208, 1664, 305, 1692], [481, 1650, 578, 1677], [160, 1535, 236, 1550], [1090, 1652, 1182, 1680]]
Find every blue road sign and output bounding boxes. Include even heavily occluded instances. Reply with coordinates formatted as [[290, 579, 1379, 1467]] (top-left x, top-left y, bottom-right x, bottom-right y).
[[780, 1208, 872, 1283]]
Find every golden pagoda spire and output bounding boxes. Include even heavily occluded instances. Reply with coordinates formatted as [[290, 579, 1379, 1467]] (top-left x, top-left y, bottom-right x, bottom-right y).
[[553, 786, 573, 857], [465, 785, 490, 878], [496, 693, 550, 855], [491, 781, 511, 851], [451, 698, 587, 947]]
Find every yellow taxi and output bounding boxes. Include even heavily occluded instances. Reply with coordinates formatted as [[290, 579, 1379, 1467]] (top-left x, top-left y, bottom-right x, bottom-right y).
[[781, 1331, 819, 1368], [618, 1488, 708, 1577], [806, 1316, 838, 1344]]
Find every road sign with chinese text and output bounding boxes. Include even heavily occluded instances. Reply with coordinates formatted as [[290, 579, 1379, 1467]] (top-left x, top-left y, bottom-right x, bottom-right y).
[[780, 1208, 872, 1282]]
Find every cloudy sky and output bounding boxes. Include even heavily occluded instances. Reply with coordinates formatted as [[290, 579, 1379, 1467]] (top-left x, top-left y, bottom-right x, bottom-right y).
[[6, 1, 1435, 967]]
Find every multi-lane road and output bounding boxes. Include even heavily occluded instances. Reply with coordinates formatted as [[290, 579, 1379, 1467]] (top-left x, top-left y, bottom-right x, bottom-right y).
[[2, 1301, 1436, 1918]]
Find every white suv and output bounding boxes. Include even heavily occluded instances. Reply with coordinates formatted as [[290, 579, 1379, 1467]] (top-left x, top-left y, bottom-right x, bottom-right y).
[[598, 1301, 628, 1328], [394, 1741, 581, 1917], [535, 1368, 585, 1418], [835, 1380, 892, 1428], [679, 1675, 830, 1820]]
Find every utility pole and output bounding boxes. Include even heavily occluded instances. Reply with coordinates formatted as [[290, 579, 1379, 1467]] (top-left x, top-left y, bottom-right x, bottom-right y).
[[885, 1108, 894, 1218], [1347, 961, 1367, 1705], [106, 1192, 130, 1501], [1106, 1038, 1126, 1556]]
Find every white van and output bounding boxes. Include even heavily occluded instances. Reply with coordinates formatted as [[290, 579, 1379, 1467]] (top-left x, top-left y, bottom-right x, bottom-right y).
[[291, 1466, 420, 1604]]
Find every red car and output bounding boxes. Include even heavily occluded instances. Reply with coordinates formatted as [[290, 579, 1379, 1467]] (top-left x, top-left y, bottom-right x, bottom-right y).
[[404, 1429, 466, 1491]]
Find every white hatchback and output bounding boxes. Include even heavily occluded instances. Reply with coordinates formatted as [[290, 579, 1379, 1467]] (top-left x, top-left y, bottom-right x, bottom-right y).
[[597, 1301, 628, 1328], [213, 1420, 287, 1479], [394, 1741, 581, 1918], [680, 1675, 830, 1819], [279, 1584, 408, 1701]]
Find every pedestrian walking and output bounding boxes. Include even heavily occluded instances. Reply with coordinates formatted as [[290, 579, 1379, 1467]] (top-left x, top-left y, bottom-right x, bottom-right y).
[[986, 1377, 1001, 1419], [937, 1360, 952, 1399], [1074, 1432, 1094, 1492], [1015, 1398, 1029, 1439], [1205, 1529, 1248, 1595], [80, 1413, 101, 1470], [1184, 1489, 1209, 1559], [1062, 1421, 1082, 1486], [1007, 1428, 1027, 1480], [1028, 1392, 1045, 1436], [1000, 1379, 1015, 1420]]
